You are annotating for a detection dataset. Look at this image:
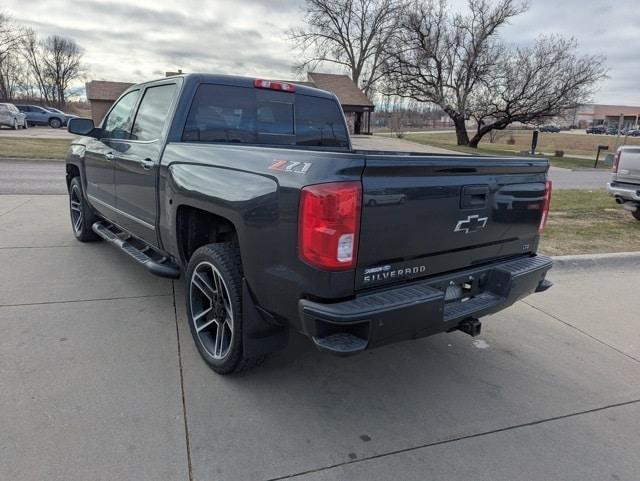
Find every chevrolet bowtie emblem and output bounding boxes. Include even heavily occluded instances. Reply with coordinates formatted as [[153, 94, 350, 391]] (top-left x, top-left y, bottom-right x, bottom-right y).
[[454, 214, 488, 234]]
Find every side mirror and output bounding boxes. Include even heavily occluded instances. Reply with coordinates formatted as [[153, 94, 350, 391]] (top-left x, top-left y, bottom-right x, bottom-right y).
[[68, 117, 97, 137]]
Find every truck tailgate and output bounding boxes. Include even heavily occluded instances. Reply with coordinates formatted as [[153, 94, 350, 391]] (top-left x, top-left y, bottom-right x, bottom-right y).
[[356, 153, 549, 290]]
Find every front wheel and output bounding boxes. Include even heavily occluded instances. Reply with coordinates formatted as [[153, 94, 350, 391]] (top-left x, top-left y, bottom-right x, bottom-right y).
[[186, 243, 264, 374], [49, 118, 62, 129], [69, 177, 99, 241], [12, 119, 18, 130]]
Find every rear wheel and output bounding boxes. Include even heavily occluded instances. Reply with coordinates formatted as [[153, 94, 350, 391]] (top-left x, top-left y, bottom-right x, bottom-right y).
[[69, 177, 99, 242], [186, 243, 264, 374]]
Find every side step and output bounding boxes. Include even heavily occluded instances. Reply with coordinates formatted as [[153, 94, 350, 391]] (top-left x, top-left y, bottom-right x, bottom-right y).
[[312, 333, 368, 357], [92, 221, 180, 279]]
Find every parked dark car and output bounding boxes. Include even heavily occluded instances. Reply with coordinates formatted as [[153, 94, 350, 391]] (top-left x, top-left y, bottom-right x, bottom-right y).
[[606, 127, 619, 135], [623, 129, 640, 137], [539, 125, 561, 133], [16, 104, 67, 128], [0, 102, 28, 129], [44, 106, 77, 123], [65, 73, 553, 374], [586, 125, 606, 134]]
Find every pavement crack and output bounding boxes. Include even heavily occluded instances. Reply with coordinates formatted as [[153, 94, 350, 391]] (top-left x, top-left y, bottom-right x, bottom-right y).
[[264, 398, 640, 481], [522, 300, 640, 364], [0, 293, 172, 308], [0, 198, 32, 217], [172, 280, 194, 481]]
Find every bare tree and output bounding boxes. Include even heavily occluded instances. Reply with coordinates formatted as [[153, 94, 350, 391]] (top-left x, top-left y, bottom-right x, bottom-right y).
[[384, 0, 606, 147], [467, 36, 606, 147], [42, 35, 83, 105], [288, 0, 405, 95], [383, 0, 526, 145], [0, 12, 24, 61], [0, 51, 24, 100], [21, 29, 54, 103], [21, 30, 84, 105]]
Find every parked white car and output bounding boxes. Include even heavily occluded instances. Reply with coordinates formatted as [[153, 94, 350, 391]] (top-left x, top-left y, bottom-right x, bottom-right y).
[[607, 145, 640, 220], [0, 103, 28, 129]]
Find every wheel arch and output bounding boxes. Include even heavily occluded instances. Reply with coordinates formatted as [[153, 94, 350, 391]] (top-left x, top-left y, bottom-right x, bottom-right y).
[[65, 163, 81, 191], [175, 204, 240, 265]]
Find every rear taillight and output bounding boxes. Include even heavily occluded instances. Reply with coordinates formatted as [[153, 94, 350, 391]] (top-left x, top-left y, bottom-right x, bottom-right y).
[[299, 181, 362, 270], [612, 151, 621, 173], [538, 180, 552, 234], [254, 79, 296, 92]]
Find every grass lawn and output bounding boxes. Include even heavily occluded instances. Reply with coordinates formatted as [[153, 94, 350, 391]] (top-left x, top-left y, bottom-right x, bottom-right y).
[[403, 131, 623, 169], [0, 137, 70, 159], [539, 189, 640, 256]]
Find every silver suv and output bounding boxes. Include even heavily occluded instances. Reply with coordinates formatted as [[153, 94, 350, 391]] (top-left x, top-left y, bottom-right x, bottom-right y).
[[608, 145, 640, 220], [0, 103, 28, 130]]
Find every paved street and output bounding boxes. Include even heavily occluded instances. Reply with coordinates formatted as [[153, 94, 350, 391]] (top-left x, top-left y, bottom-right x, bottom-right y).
[[0, 159, 67, 194], [0, 125, 77, 139], [548, 166, 611, 189], [1, 191, 639, 481]]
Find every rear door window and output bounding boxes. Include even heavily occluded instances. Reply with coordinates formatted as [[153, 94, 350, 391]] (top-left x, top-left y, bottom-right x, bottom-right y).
[[131, 84, 177, 141], [182, 84, 348, 148]]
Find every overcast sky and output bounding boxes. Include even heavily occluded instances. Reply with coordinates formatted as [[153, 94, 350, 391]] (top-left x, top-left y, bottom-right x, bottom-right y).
[[5, 0, 639, 105]]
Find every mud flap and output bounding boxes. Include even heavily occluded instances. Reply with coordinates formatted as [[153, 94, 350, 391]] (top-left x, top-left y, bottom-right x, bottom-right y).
[[242, 280, 289, 358]]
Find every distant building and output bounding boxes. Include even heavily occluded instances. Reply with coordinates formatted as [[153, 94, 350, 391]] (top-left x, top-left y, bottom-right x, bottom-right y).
[[85, 80, 134, 123], [85, 71, 374, 134], [575, 104, 640, 129]]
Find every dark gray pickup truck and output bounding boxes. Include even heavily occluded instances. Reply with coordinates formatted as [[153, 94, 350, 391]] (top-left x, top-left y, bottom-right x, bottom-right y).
[[66, 73, 553, 374]]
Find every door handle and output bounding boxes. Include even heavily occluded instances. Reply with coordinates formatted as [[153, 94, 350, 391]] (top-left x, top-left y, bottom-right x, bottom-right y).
[[105, 152, 115, 161], [139, 158, 154, 171]]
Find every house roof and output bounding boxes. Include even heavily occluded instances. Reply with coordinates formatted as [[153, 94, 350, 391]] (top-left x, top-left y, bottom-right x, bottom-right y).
[[85, 81, 134, 101], [307, 72, 374, 108]]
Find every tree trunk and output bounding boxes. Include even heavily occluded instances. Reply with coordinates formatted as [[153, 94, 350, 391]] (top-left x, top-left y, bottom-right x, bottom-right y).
[[468, 134, 481, 148], [453, 116, 469, 146], [469, 122, 505, 148]]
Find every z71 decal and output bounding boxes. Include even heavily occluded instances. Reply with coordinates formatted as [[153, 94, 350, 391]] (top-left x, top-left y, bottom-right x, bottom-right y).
[[269, 159, 312, 174]]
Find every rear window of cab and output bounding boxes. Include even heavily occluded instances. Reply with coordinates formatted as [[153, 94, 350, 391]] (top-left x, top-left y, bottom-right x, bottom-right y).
[[182, 84, 349, 148]]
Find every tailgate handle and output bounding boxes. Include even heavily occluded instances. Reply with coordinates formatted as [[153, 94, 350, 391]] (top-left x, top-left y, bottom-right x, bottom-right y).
[[461, 185, 489, 209]]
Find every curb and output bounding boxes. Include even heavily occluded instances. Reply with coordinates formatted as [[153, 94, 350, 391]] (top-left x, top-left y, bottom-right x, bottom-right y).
[[551, 251, 640, 271]]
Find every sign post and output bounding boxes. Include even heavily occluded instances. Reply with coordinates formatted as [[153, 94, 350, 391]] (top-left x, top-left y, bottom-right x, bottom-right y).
[[595, 145, 609, 168], [531, 130, 539, 154]]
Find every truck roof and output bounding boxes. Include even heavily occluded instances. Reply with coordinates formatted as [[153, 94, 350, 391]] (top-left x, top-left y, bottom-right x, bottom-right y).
[[132, 73, 337, 101]]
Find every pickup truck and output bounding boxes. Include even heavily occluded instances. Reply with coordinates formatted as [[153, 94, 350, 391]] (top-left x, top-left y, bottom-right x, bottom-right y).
[[608, 145, 640, 220], [66, 73, 553, 374]]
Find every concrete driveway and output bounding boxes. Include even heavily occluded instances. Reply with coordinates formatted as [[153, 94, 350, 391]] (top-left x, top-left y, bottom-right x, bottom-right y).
[[1, 192, 639, 481]]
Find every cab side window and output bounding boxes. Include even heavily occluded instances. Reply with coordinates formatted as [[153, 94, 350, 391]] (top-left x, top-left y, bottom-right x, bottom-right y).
[[130, 84, 177, 141], [102, 90, 140, 139]]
